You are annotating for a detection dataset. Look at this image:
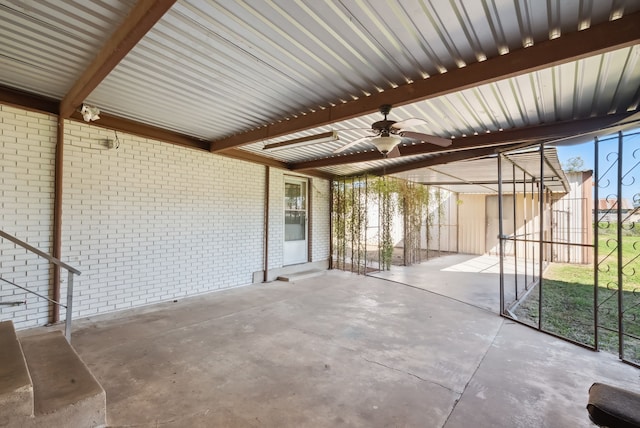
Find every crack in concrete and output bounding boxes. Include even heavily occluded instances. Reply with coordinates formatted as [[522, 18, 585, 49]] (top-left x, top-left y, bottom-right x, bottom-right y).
[[372, 276, 497, 316], [442, 318, 505, 427], [362, 357, 461, 395]]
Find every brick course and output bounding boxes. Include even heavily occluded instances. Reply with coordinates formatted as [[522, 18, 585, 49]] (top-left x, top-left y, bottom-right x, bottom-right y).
[[1, 105, 330, 329]]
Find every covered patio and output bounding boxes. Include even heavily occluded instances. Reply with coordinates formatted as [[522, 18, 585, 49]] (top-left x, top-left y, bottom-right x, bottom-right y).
[[33, 268, 638, 427], [2, 1, 640, 426]]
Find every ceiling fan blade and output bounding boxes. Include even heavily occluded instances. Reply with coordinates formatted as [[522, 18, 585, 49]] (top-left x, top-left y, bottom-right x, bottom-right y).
[[385, 145, 401, 158], [392, 118, 428, 129], [333, 136, 371, 154], [400, 131, 452, 147], [338, 127, 378, 134]]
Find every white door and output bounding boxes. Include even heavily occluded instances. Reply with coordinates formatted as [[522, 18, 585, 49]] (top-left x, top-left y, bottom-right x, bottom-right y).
[[283, 177, 308, 265]]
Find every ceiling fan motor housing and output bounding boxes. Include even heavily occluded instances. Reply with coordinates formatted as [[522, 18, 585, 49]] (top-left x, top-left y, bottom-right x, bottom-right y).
[[371, 120, 397, 136]]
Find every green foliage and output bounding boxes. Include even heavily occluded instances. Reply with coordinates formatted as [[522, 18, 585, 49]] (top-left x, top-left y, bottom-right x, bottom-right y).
[[513, 227, 640, 362], [332, 175, 438, 272], [562, 156, 585, 172], [398, 181, 434, 265], [377, 176, 398, 270], [332, 177, 368, 273]]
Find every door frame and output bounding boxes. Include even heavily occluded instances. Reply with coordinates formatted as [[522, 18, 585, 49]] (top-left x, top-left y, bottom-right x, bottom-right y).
[[283, 176, 308, 265]]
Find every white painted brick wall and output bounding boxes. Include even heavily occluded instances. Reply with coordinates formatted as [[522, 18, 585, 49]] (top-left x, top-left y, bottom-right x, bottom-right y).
[[267, 169, 285, 270], [310, 178, 330, 262], [0, 105, 56, 329], [62, 122, 266, 318], [1, 104, 330, 329]]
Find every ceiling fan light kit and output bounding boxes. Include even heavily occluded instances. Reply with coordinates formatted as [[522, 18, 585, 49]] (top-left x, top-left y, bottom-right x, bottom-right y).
[[371, 135, 401, 155], [332, 104, 452, 156], [267, 104, 452, 156]]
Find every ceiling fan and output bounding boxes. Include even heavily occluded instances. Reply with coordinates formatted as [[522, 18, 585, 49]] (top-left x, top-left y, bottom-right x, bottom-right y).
[[334, 104, 451, 157]]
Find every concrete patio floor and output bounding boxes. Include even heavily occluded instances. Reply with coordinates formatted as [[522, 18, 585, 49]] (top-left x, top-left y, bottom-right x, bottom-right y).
[[40, 266, 640, 427], [372, 253, 537, 313]]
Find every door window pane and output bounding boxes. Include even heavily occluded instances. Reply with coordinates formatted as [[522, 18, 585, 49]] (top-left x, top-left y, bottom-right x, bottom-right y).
[[285, 182, 306, 210], [285, 211, 306, 241]]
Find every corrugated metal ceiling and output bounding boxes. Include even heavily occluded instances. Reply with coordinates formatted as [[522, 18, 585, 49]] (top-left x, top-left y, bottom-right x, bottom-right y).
[[0, 0, 135, 98], [87, 0, 640, 140], [392, 147, 568, 194], [241, 44, 640, 169], [0, 0, 639, 178]]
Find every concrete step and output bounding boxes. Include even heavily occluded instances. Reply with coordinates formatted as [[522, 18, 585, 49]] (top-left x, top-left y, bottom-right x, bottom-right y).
[[20, 331, 106, 428], [0, 320, 34, 427], [277, 269, 325, 282]]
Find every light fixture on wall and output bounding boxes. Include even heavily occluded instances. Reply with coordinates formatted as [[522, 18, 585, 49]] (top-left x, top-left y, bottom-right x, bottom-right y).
[[263, 131, 339, 151], [80, 104, 101, 122], [370, 133, 401, 156]]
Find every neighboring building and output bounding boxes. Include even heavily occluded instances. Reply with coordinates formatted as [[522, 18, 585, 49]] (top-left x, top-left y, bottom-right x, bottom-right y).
[[596, 198, 639, 223]]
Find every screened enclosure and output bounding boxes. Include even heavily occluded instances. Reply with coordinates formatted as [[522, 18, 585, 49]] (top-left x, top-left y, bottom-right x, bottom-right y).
[[330, 132, 639, 367], [502, 130, 640, 367]]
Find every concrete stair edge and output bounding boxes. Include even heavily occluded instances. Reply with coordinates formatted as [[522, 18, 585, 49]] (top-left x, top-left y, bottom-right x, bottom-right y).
[[0, 320, 34, 427], [20, 330, 106, 427], [277, 269, 326, 282]]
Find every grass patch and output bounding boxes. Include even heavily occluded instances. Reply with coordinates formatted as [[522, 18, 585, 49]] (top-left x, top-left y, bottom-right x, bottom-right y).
[[513, 225, 640, 362]]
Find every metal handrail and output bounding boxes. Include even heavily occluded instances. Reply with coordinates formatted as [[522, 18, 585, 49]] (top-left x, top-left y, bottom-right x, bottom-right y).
[[0, 230, 80, 274], [0, 230, 80, 342], [0, 276, 65, 307]]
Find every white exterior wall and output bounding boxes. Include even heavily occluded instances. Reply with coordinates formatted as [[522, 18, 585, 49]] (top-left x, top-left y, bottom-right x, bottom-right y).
[[310, 178, 330, 262], [62, 122, 266, 318], [1, 105, 330, 328], [0, 105, 56, 329], [267, 169, 285, 270]]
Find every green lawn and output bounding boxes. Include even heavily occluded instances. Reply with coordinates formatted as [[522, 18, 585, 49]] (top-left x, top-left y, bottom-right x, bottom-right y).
[[513, 225, 640, 362]]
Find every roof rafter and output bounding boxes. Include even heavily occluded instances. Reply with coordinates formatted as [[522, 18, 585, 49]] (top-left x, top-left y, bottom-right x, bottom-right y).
[[69, 110, 211, 151], [59, 0, 177, 118], [289, 112, 636, 170], [67, 111, 305, 172], [367, 146, 512, 177], [0, 85, 58, 114], [0, 84, 307, 173], [210, 11, 640, 153]]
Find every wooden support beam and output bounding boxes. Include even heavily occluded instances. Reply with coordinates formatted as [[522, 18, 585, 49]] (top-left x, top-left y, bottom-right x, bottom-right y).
[[69, 110, 210, 151], [368, 146, 506, 177], [290, 112, 636, 170], [0, 85, 331, 176], [59, 0, 176, 118], [210, 11, 640, 152], [221, 148, 288, 169], [51, 116, 64, 324], [0, 86, 58, 114]]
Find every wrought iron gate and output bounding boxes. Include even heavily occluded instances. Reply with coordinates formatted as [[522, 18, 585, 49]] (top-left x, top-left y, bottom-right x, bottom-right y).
[[500, 130, 640, 367]]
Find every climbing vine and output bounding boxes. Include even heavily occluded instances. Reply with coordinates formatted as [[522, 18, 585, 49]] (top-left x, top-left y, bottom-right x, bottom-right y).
[[332, 175, 449, 273], [370, 176, 399, 270], [332, 177, 368, 273], [398, 181, 430, 265]]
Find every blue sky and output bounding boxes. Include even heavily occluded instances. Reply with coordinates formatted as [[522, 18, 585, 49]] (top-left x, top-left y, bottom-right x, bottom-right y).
[[554, 128, 640, 203]]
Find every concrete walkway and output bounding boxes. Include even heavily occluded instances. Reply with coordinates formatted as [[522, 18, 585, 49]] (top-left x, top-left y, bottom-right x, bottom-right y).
[[372, 253, 537, 313], [56, 269, 639, 427]]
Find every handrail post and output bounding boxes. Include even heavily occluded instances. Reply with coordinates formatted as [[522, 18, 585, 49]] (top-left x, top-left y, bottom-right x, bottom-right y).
[[65, 270, 74, 343], [1, 229, 79, 343]]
